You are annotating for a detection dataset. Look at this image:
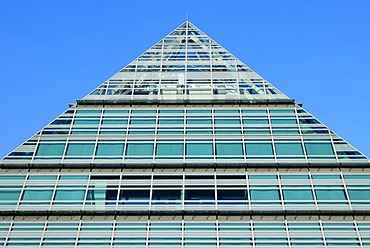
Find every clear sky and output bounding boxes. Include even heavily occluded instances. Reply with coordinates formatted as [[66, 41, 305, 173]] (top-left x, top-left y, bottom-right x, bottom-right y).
[[1, 0, 369, 158]]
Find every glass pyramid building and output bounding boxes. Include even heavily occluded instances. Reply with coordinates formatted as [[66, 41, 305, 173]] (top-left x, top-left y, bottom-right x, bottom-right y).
[[1, 21, 369, 247]]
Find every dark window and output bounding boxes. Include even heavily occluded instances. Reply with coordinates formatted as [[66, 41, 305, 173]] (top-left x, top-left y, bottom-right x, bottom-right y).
[[185, 190, 214, 200], [217, 190, 247, 200], [120, 190, 150, 202], [152, 190, 181, 200]]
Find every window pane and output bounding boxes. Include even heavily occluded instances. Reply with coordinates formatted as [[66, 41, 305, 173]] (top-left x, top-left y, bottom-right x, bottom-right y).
[[22, 190, 53, 202], [283, 190, 314, 204], [54, 190, 85, 204], [102, 119, 127, 125], [185, 190, 214, 200], [0, 190, 21, 205], [305, 143, 334, 156], [66, 144, 95, 156], [130, 119, 156, 125], [96, 144, 124, 156], [344, 174, 370, 180], [271, 119, 297, 124], [348, 190, 370, 202], [36, 144, 65, 156], [125, 143, 153, 156], [87, 189, 118, 205], [315, 189, 347, 203], [186, 143, 213, 157], [216, 143, 243, 157], [158, 119, 184, 124], [243, 119, 268, 125], [120, 190, 150, 201], [156, 143, 183, 157], [245, 143, 273, 156], [250, 190, 280, 203], [187, 119, 212, 125], [152, 190, 181, 201], [275, 143, 304, 156], [74, 119, 100, 125], [215, 119, 240, 125], [217, 190, 247, 200]]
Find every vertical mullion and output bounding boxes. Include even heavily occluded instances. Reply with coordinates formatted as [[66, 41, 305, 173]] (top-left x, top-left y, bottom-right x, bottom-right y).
[[15, 173, 27, 211], [277, 172, 285, 211], [267, 107, 277, 163], [309, 171, 319, 210], [341, 171, 352, 210]]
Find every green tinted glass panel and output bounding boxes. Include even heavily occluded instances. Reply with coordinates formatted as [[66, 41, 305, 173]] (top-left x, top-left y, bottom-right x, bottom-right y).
[[159, 110, 184, 114], [158, 119, 184, 124], [54, 190, 85, 203], [74, 119, 100, 125], [186, 143, 213, 156], [249, 175, 276, 180], [187, 119, 212, 125], [242, 109, 267, 114], [29, 175, 57, 180], [216, 143, 243, 156], [36, 144, 65, 156], [283, 190, 314, 202], [102, 119, 128, 125], [344, 175, 370, 179], [250, 190, 280, 202], [312, 175, 340, 179], [104, 110, 129, 114], [76, 110, 101, 114], [245, 143, 273, 156], [215, 119, 240, 125], [275, 143, 304, 155], [66, 144, 95, 156], [214, 110, 239, 114], [243, 119, 269, 125], [130, 119, 156, 125], [126, 143, 153, 156], [0, 175, 26, 180], [187, 110, 212, 114], [348, 190, 370, 201], [271, 119, 297, 124], [0, 190, 21, 204], [305, 143, 334, 155], [60, 175, 88, 180], [315, 189, 347, 202], [156, 143, 183, 156], [22, 190, 53, 201], [131, 110, 156, 114], [269, 109, 295, 114], [96, 144, 124, 156], [280, 175, 309, 179]]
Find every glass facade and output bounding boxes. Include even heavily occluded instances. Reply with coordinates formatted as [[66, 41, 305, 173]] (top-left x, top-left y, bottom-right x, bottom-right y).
[[0, 21, 369, 247]]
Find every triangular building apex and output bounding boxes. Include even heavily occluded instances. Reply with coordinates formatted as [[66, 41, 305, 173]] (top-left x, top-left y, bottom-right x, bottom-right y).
[[81, 21, 291, 104]]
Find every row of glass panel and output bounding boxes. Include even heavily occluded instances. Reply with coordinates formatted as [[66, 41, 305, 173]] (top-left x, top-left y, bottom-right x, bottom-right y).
[[32, 140, 336, 159], [5, 106, 363, 161], [1, 173, 370, 209], [1, 220, 369, 247]]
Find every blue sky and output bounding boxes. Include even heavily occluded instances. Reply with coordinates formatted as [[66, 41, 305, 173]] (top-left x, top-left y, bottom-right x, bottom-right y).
[[1, 0, 369, 158]]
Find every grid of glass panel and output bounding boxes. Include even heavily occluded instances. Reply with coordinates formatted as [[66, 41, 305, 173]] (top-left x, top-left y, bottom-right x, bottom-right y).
[[3, 105, 365, 162], [1, 171, 370, 211], [1, 219, 369, 247], [83, 21, 288, 102]]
